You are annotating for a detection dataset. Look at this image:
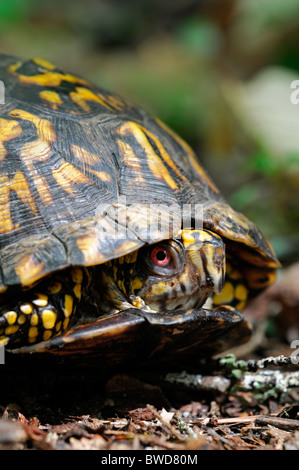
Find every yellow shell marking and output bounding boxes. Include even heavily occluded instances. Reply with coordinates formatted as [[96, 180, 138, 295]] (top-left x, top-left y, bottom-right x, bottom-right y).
[[76, 234, 104, 265], [0, 170, 38, 233], [15, 255, 44, 287], [52, 162, 93, 193], [69, 87, 122, 112], [9, 109, 57, 207], [0, 119, 23, 161], [117, 122, 179, 190], [10, 109, 56, 143], [39, 90, 63, 109], [156, 118, 220, 194], [117, 138, 146, 184], [32, 58, 56, 70], [8, 61, 91, 88], [41, 310, 57, 329], [71, 144, 100, 165]]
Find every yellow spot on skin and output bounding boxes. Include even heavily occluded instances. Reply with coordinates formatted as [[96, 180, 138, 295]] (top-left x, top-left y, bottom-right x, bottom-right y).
[[0, 119, 23, 161], [20, 302, 33, 314], [28, 326, 39, 340], [235, 284, 248, 302], [15, 255, 44, 287], [0, 170, 38, 233], [226, 263, 233, 275], [0, 336, 9, 346], [213, 282, 234, 305], [30, 313, 39, 326], [17, 314, 26, 325], [230, 269, 242, 280], [5, 325, 19, 335], [131, 277, 143, 292], [63, 295, 73, 318], [43, 330, 52, 340], [33, 58, 56, 70], [126, 250, 138, 264], [63, 318, 69, 330], [4, 311, 17, 325], [47, 281, 62, 294], [73, 284, 81, 300], [42, 310, 57, 329], [71, 268, 83, 284], [131, 297, 144, 308], [28, 326, 38, 338], [236, 301, 246, 311], [151, 281, 167, 296], [33, 294, 48, 307], [181, 230, 195, 248], [244, 267, 277, 290], [55, 321, 62, 332]]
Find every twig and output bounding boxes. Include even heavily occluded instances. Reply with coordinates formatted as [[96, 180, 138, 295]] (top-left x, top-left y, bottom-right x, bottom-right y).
[[217, 354, 297, 372], [146, 404, 186, 442], [255, 416, 299, 430]]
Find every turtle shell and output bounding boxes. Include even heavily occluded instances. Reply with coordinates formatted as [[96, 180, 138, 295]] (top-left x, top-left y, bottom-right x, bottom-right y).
[[0, 54, 280, 295]]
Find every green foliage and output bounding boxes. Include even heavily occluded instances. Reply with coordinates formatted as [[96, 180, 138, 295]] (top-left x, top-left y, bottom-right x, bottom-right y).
[[0, 0, 33, 26]]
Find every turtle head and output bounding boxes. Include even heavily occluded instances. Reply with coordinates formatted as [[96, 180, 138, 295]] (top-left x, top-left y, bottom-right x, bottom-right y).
[[103, 229, 226, 313]]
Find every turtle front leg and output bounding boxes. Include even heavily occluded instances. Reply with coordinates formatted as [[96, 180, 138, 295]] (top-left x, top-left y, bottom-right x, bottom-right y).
[[0, 267, 90, 348]]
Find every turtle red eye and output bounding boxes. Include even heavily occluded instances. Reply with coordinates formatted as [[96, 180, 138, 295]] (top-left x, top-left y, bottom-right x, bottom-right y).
[[150, 246, 171, 266], [143, 240, 184, 277]]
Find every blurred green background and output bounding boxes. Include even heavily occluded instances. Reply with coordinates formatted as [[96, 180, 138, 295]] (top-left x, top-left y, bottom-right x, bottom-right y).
[[0, 0, 298, 265]]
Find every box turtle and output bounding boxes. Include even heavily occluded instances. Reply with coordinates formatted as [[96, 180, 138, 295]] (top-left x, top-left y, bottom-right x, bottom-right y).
[[0, 54, 280, 367]]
